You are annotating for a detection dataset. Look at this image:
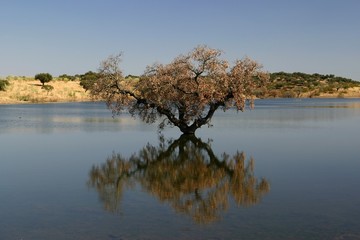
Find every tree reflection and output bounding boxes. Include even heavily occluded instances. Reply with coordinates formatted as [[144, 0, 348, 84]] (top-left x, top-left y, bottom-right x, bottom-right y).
[[88, 135, 270, 224]]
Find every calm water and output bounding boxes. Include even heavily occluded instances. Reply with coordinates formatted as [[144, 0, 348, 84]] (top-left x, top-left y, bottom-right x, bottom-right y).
[[1, 99, 360, 239]]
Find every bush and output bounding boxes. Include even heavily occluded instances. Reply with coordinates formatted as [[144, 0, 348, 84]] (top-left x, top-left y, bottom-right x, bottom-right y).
[[281, 90, 297, 98], [337, 92, 345, 98], [0, 79, 10, 91], [17, 94, 31, 101]]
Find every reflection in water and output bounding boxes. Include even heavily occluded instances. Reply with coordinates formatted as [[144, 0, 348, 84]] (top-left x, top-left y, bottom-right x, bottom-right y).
[[88, 135, 270, 224]]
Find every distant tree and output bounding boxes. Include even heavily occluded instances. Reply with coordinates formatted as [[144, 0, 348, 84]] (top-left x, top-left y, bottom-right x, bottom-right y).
[[91, 45, 269, 134], [35, 73, 53, 87], [80, 71, 99, 91], [58, 74, 76, 81], [125, 74, 140, 79]]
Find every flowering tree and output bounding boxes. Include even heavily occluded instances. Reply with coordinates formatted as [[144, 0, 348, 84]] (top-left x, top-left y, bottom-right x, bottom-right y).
[[91, 46, 269, 134]]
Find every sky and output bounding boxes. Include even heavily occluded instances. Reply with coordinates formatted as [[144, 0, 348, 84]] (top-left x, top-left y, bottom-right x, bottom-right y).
[[1, 0, 360, 80]]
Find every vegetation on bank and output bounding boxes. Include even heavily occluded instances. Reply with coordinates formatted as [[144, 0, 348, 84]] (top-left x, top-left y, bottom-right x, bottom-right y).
[[1, 71, 360, 104], [0, 76, 91, 104], [265, 72, 360, 98], [0, 79, 10, 91]]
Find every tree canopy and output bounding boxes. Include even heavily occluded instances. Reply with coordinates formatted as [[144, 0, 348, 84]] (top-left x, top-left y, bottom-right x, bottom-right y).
[[79, 71, 99, 91], [91, 46, 269, 134], [35, 73, 53, 86]]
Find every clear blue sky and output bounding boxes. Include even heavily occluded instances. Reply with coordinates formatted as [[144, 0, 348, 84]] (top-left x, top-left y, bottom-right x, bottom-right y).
[[1, 0, 359, 80]]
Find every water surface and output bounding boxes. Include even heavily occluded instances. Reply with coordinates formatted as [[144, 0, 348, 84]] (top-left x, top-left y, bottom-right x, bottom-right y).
[[1, 99, 359, 239]]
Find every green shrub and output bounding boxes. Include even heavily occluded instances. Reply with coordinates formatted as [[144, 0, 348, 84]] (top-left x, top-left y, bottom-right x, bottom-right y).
[[80, 71, 99, 91], [0, 79, 10, 91], [321, 85, 334, 93], [68, 91, 76, 98]]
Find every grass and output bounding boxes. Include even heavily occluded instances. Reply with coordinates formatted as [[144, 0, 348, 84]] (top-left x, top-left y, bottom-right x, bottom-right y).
[[0, 77, 92, 104]]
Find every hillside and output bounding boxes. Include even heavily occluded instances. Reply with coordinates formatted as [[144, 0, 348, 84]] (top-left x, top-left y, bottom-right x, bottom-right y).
[[0, 76, 91, 104], [265, 72, 360, 98]]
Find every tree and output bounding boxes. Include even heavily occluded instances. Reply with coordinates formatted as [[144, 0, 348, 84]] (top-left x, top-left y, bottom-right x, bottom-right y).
[[79, 71, 99, 91], [91, 46, 269, 134], [88, 134, 270, 223], [58, 74, 76, 81], [35, 73, 53, 87]]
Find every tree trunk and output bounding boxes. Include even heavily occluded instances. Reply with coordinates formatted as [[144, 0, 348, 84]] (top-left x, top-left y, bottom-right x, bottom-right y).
[[179, 125, 197, 135], [176, 103, 221, 135]]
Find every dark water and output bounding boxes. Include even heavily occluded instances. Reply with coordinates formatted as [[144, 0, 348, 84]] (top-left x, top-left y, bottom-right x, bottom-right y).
[[1, 99, 360, 239]]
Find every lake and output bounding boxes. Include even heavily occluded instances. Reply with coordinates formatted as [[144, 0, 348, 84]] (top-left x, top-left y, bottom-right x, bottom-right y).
[[1, 98, 360, 239]]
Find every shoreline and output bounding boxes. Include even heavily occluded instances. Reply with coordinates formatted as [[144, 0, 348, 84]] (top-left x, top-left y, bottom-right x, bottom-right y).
[[1, 97, 360, 106], [1, 78, 360, 105]]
